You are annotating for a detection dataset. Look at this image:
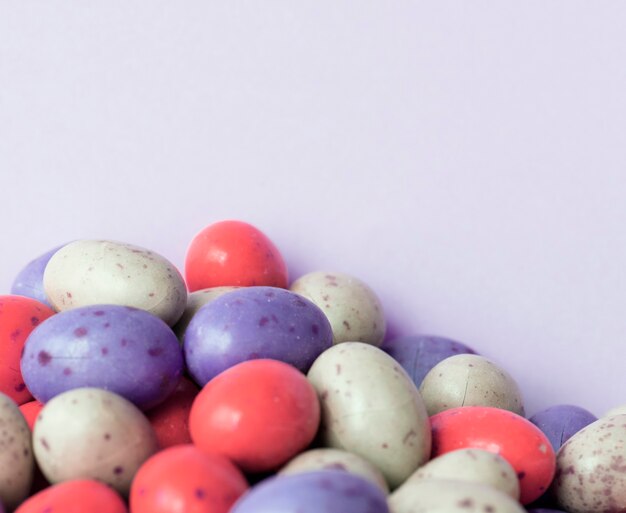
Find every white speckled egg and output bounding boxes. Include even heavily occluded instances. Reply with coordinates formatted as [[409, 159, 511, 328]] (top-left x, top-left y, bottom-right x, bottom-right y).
[[419, 354, 524, 416], [33, 387, 158, 495], [604, 404, 626, 417], [279, 448, 389, 493], [403, 449, 520, 500], [290, 271, 385, 346], [307, 342, 430, 489], [43, 240, 187, 326], [389, 479, 526, 513], [173, 286, 239, 341], [553, 414, 626, 513], [0, 392, 33, 510]]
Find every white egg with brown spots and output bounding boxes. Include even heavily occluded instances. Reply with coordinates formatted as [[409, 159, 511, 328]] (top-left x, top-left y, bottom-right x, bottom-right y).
[[419, 354, 524, 416], [553, 414, 626, 513], [44, 239, 187, 326], [290, 271, 386, 346], [389, 479, 526, 513], [403, 448, 520, 500], [33, 387, 158, 495], [307, 342, 431, 489], [0, 392, 33, 510], [279, 447, 389, 493]]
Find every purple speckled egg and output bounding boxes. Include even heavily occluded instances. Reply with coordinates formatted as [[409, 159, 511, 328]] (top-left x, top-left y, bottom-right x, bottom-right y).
[[11, 246, 64, 308], [380, 334, 476, 387], [528, 404, 597, 451], [230, 470, 389, 513], [21, 305, 183, 410], [184, 287, 333, 386]]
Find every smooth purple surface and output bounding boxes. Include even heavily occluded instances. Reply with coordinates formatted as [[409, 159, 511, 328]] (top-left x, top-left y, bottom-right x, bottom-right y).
[[21, 305, 183, 410], [10, 246, 62, 307], [230, 470, 389, 513], [380, 334, 476, 387], [528, 404, 597, 451], [184, 286, 332, 385]]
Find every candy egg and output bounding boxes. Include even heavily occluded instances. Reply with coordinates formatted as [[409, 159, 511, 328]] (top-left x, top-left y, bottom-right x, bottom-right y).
[[0, 295, 55, 404], [33, 387, 158, 494], [184, 287, 332, 386], [419, 354, 525, 416], [21, 305, 184, 410], [380, 334, 477, 388], [290, 271, 386, 346], [230, 470, 389, 513], [307, 342, 431, 489], [43, 239, 187, 326], [529, 404, 597, 451], [402, 448, 520, 499], [15, 479, 127, 513], [389, 479, 526, 513], [430, 406, 556, 504], [0, 392, 33, 510], [11, 245, 63, 308], [190, 359, 320, 473], [185, 220, 288, 291], [279, 448, 389, 493], [552, 414, 626, 513]]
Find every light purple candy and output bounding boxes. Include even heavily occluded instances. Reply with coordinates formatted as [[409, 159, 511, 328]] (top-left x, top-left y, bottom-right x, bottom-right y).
[[184, 286, 333, 386], [231, 470, 389, 513], [11, 246, 63, 307], [21, 305, 183, 410], [528, 404, 597, 451], [380, 334, 476, 387]]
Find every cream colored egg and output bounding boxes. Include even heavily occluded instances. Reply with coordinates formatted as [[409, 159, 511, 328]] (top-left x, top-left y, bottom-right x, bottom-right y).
[[279, 448, 389, 493], [553, 414, 626, 513], [403, 449, 520, 500], [604, 404, 626, 417], [389, 479, 526, 513], [33, 388, 158, 495], [0, 393, 33, 510], [419, 354, 524, 416], [43, 239, 187, 326], [307, 342, 430, 489], [290, 271, 385, 346]]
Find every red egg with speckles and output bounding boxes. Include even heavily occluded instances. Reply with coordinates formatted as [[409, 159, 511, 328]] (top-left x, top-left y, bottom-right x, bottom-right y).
[[185, 220, 288, 292], [0, 295, 55, 404], [430, 406, 556, 504], [130, 444, 248, 513]]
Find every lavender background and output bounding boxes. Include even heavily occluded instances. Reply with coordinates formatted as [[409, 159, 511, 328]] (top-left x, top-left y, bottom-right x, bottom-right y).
[[1, 3, 625, 416]]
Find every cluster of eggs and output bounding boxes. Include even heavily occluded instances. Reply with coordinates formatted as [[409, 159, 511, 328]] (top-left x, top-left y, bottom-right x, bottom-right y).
[[0, 220, 624, 513]]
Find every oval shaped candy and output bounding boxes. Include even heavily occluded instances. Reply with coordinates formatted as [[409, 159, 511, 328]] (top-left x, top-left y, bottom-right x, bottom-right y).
[[43, 239, 187, 326], [430, 406, 556, 504], [130, 445, 248, 513], [307, 342, 431, 489], [11, 245, 63, 307], [22, 305, 184, 410], [0, 295, 55, 404], [230, 470, 389, 513], [185, 220, 288, 291], [290, 271, 386, 346], [529, 404, 597, 451], [33, 388, 158, 495], [184, 287, 332, 386]]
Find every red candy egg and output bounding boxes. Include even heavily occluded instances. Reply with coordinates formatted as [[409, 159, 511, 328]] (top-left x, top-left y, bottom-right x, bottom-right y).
[[430, 406, 556, 504], [190, 359, 320, 473], [18, 400, 44, 430], [185, 220, 288, 292], [15, 479, 127, 513], [0, 295, 55, 404], [130, 444, 248, 513]]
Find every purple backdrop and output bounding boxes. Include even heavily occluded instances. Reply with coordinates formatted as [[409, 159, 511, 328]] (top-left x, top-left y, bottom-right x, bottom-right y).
[[1, 2, 625, 416]]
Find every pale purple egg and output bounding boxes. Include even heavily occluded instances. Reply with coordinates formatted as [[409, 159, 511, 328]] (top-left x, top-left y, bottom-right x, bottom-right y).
[[528, 404, 597, 451], [11, 245, 64, 307]]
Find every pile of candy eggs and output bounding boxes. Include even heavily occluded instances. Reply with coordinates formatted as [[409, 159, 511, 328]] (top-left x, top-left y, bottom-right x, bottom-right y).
[[0, 219, 624, 513]]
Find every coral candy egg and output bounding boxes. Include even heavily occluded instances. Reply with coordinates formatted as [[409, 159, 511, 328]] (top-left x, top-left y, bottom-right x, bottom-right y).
[[0, 295, 55, 404], [190, 359, 320, 472], [185, 220, 288, 292], [430, 406, 556, 505], [130, 444, 248, 513], [15, 479, 127, 513], [18, 400, 44, 431]]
